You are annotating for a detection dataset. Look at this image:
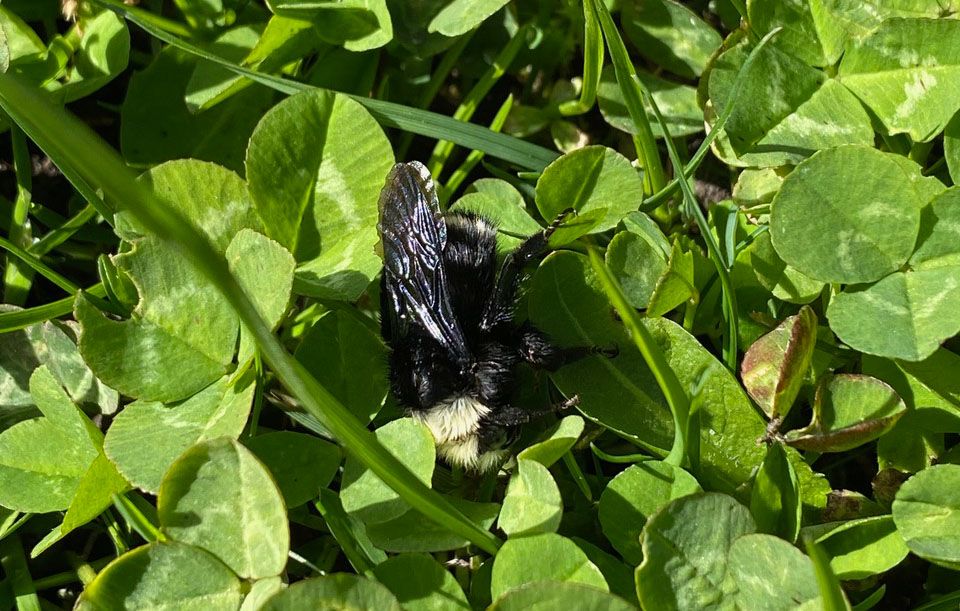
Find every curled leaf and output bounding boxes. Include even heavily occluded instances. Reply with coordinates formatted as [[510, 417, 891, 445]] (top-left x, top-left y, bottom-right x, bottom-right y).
[[785, 374, 906, 453], [741, 306, 817, 421]]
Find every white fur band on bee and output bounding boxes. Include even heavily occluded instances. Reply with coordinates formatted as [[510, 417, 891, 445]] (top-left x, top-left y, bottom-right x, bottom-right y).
[[411, 396, 508, 471]]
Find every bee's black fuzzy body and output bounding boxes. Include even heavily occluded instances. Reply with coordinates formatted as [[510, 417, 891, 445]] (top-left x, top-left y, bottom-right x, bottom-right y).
[[377, 162, 586, 471]]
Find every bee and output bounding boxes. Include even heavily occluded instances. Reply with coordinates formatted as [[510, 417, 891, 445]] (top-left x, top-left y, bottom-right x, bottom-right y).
[[377, 162, 612, 472]]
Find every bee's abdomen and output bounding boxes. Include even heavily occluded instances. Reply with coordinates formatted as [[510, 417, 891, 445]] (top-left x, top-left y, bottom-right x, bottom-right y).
[[442, 211, 498, 333], [411, 395, 509, 472]]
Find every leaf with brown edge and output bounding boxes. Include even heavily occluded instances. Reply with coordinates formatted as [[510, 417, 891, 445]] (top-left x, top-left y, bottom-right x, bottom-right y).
[[740, 305, 817, 421], [785, 374, 906, 453]]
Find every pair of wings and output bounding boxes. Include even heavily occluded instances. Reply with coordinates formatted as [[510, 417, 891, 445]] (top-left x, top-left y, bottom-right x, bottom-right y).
[[377, 162, 471, 366]]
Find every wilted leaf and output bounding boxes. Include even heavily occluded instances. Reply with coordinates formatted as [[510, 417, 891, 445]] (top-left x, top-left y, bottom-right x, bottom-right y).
[[785, 374, 907, 452], [741, 306, 818, 421]]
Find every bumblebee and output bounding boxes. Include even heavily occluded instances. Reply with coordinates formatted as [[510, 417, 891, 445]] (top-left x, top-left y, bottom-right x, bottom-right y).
[[377, 162, 609, 471]]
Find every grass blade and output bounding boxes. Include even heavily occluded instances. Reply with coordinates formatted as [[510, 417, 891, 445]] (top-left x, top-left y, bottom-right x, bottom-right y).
[[3, 108, 114, 227], [90, 0, 558, 173], [314, 490, 386, 577], [645, 91, 740, 370], [558, 0, 603, 117], [28, 203, 98, 257], [0, 284, 106, 333], [587, 248, 691, 469], [0, 236, 80, 294], [112, 494, 164, 544], [0, 511, 30, 542], [443, 95, 514, 203], [396, 31, 475, 159], [427, 25, 528, 178], [591, 0, 666, 195], [0, 70, 503, 555], [633, 30, 789, 368], [912, 591, 960, 611], [3, 126, 34, 305], [639, 28, 782, 212], [851, 586, 885, 611], [0, 536, 41, 611], [804, 534, 852, 611]]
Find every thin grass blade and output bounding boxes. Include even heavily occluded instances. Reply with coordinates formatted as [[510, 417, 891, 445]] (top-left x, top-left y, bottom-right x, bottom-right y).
[[645, 88, 739, 369], [591, 0, 666, 194], [427, 25, 528, 178], [558, 0, 603, 116], [587, 247, 691, 468], [443, 95, 514, 203], [804, 534, 852, 611], [0, 285, 106, 333], [639, 28, 782, 211], [0, 236, 80, 294]]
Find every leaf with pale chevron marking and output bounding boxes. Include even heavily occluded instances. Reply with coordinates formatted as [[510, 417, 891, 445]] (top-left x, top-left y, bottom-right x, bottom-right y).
[[828, 188, 960, 361], [770, 146, 922, 284], [840, 18, 960, 141]]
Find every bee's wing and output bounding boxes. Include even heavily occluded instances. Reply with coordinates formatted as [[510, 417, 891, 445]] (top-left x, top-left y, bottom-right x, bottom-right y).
[[377, 162, 471, 365]]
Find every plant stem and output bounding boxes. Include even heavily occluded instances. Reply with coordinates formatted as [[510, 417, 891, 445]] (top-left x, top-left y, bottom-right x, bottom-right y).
[[30, 558, 111, 591]]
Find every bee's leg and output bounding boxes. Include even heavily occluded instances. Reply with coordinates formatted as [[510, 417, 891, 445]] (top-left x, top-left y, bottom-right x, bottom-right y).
[[518, 323, 618, 371], [482, 396, 581, 433], [480, 209, 575, 330]]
